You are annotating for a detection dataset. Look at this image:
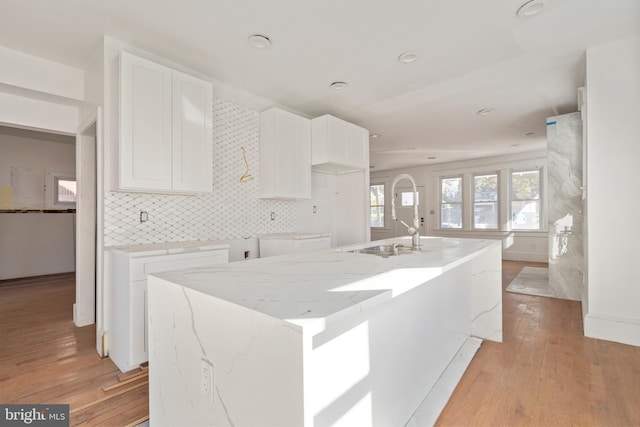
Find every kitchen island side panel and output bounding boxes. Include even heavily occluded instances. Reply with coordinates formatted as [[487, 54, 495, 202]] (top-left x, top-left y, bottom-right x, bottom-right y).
[[470, 243, 503, 342], [148, 277, 305, 427], [304, 265, 471, 427]]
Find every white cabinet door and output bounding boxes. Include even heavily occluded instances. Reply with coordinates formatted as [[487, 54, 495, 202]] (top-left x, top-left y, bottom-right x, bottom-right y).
[[311, 115, 369, 173], [293, 115, 311, 198], [327, 116, 349, 165], [345, 123, 368, 169], [119, 51, 173, 191], [274, 109, 296, 198], [172, 70, 213, 192], [130, 279, 148, 366], [259, 108, 311, 199]]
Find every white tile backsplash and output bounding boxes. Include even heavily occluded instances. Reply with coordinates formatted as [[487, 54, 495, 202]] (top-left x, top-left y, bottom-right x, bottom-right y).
[[104, 98, 296, 247]]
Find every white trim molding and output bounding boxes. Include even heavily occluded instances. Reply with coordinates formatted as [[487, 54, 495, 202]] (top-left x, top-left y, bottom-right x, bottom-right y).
[[584, 313, 640, 347]]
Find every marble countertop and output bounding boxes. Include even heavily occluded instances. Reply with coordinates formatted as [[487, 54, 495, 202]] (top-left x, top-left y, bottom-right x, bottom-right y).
[[258, 232, 331, 240], [150, 236, 500, 335], [106, 240, 230, 257]]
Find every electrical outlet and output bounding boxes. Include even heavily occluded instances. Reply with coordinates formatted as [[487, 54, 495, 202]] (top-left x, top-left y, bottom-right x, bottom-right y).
[[201, 359, 213, 401], [139, 211, 148, 223], [270, 211, 276, 220], [244, 250, 250, 259]]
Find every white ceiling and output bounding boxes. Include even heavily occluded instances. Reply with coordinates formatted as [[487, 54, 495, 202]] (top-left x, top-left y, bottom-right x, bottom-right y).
[[1, 0, 639, 171]]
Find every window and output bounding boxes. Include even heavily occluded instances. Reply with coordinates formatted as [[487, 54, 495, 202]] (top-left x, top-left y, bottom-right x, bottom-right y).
[[370, 184, 384, 227], [54, 177, 77, 205], [400, 191, 418, 207], [440, 176, 462, 229], [473, 173, 498, 229], [510, 169, 541, 230]]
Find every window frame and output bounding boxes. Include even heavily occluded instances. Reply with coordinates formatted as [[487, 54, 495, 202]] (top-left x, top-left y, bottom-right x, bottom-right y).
[[53, 175, 77, 207], [509, 168, 542, 231], [472, 172, 499, 230], [370, 183, 385, 228], [439, 175, 463, 229]]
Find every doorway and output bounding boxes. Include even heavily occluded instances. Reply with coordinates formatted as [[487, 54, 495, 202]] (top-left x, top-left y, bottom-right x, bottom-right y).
[[74, 108, 105, 357], [392, 185, 426, 239], [74, 114, 97, 331]]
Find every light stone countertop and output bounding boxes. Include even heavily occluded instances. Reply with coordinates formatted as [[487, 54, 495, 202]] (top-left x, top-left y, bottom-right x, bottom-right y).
[[106, 240, 230, 257], [150, 236, 500, 335]]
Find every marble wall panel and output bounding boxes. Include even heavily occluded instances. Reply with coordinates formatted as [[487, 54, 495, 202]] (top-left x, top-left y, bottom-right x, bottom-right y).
[[546, 112, 584, 301]]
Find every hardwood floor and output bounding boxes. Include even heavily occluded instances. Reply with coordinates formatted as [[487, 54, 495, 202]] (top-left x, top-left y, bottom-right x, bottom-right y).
[[436, 261, 640, 426], [0, 273, 148, 426], [1, 263, 639, 426]]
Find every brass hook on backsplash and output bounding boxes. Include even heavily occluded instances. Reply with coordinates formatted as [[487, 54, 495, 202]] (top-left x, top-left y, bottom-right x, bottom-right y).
[[239, 147, 254, 183]]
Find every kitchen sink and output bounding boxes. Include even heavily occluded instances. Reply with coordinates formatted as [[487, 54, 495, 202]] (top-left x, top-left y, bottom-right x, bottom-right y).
[[349, 244, 415, 258]]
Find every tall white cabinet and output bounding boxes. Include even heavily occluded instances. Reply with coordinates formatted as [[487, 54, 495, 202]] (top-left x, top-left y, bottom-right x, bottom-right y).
[[297, 114, 371, 247], [259, 107, 311, 200], [118, 51, 213, 193]]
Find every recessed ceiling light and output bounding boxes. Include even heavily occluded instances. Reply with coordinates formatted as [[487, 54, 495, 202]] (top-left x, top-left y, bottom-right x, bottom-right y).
[[427, 156, 436, 160], [398, 51, 419, 64], [248, 34, 272, 49], [329, 81, 348, 90], [477, 108, 495, 116], [370, 134, 380, 139], [406, 147, 416, 151], [516, 0, 545, 17], [511, 144, 520, 147], [525, 132, 535, 136]]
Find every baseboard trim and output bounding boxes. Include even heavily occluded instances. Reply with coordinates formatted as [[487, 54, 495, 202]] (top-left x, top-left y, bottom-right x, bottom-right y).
[[584, 313, 640, 347]]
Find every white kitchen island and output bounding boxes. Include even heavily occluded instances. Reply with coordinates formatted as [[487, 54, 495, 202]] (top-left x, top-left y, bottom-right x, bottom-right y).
[[147, 236, 502, 427]]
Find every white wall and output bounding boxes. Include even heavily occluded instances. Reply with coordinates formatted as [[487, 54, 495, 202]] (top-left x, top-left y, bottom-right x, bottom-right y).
[[0, 128, 76, 279], [296, 171, 371, 248], [0, 44, 82, 134], [0, 213, 75, 280], [370, 151, 548, 262], [0, 127, 75, 172], [297, 172, 337, 246], [0, 44, 83, 101], [584, 35, 640, 346]]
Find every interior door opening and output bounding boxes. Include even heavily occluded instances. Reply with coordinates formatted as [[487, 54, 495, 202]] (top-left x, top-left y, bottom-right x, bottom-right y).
[[74, 114, 97, 331], [393, 185, 426, 239]]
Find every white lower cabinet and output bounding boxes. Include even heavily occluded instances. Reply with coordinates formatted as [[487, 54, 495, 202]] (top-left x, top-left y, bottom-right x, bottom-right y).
[[107, 245, 229, 372]]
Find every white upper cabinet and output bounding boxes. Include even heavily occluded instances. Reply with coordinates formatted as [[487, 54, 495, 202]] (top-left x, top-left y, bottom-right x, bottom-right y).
[[259, 107, 311, 199], [119, 52, 173, 191], [172, 70, 213, 192], [119, 51, 213, 193], [311, 114, 369, 174]]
